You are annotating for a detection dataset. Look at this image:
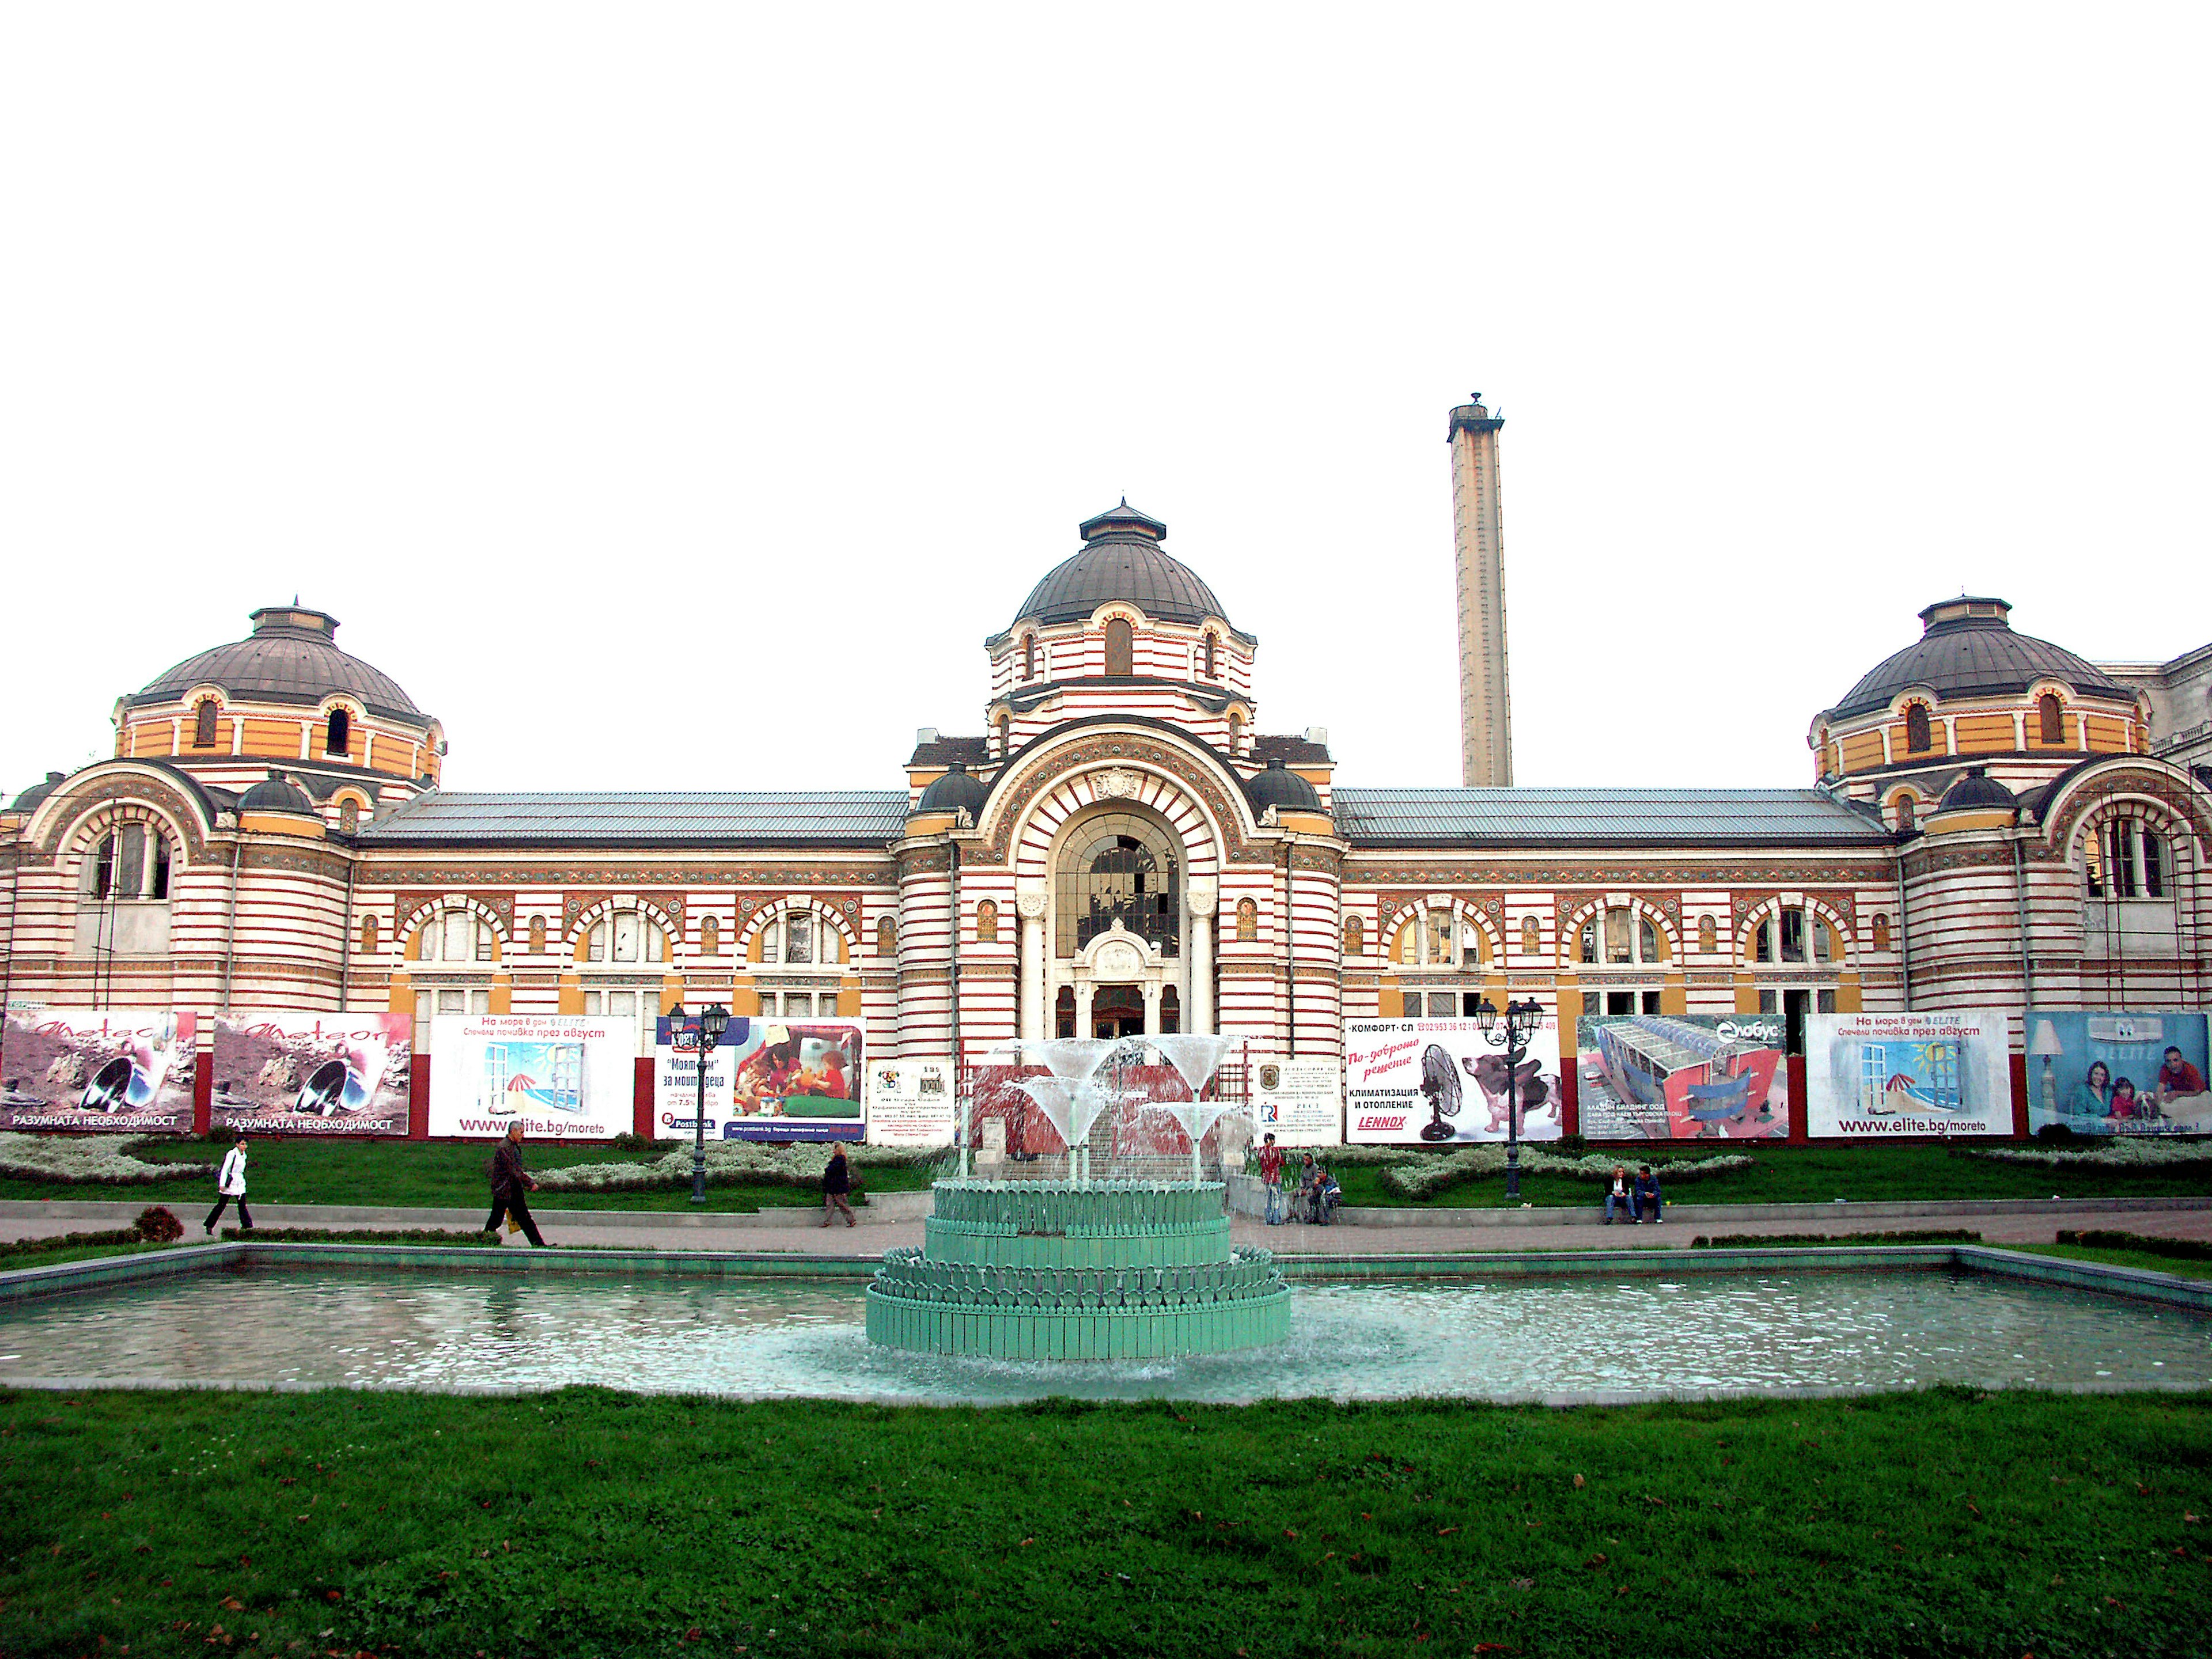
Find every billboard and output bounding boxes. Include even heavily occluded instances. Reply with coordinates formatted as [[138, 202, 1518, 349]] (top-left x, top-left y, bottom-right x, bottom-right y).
[[429, 1014, 635, 1140], [0, 1009, 198, 1133], [2024, 1010, 2212, 1135], [211, 1012, 412, 1135], [655, 1016, 862, 1143], [1343, 1017, 1563, 1144], [1575, 1013, 1789, 1141], [1249, 1056, 1342, 1146], [1806, 1010, 2012, 1137], [865, 1057, 957, 1148]]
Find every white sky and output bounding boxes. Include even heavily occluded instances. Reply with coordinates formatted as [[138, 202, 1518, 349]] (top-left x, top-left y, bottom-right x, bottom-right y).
[[3, 5, 2207, 800]]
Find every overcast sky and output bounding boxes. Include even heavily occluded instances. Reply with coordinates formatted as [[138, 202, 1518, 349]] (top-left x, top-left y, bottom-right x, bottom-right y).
[[4, 5, 2206, 801]]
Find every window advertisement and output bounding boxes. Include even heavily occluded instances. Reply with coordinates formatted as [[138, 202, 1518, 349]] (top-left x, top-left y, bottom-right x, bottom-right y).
[[724, 1017, 863, 1143], [1806, 1010, 2012, 1137], [2025, 1010, 2212, 1135], [1249, 1056, 1343, 1146], [211, 1013, 412, 1135], [429, 1014, 635, 1140], [0, 1010, 197, 1133], [1343, 1017, 1563, 1144], [865, 1058, 957, 1148], [1574, 1013, 1790, 1141]]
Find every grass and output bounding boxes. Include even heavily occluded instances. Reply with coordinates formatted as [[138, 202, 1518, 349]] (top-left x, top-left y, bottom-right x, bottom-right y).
[[2003, 1242, 2212, 1284], [1330, 1143, 2212, 1210], [0, 1137, 937, 1213], [0, 1238, 193, 1270], [1, 1388, 2207, 1658]]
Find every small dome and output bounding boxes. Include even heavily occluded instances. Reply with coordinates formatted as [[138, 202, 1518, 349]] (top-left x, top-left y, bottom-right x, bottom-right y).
[[1822, 597, 2133, 722], [239, 769, 316, 815], [128, 605, 425, 722], [10, 770, 66, 812], [915, 763, 988, 818], [1937, 766, 2016, 813], [1244, 756, 1323, 815], [1009, 502, 1232, 632]]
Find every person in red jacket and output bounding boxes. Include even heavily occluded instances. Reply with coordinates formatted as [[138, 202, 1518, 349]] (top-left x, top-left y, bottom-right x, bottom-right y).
[[2157, 1046, 2206, 1099]]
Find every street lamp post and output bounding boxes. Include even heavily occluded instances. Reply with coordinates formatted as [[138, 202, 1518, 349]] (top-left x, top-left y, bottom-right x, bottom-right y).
[[1476, 997, 1545, 1202], [667, 1002, 730, 1207]]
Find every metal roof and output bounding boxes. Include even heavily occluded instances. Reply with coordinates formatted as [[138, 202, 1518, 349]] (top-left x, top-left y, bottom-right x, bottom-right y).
[[128, 606, 426, 722], [355, 790, 910, 847], [1334, 787, 1893, 848], [1821, 601, 2133, 722], [1010, 505, 1232, 632]]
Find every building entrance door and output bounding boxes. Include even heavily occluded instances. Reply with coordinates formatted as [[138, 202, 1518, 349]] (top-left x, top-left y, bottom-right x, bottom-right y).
[[1091, 986, 1145, 1039]]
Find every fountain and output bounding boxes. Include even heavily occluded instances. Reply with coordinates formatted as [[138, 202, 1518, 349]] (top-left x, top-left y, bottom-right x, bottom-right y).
[[865, 1035, 1291, 1359]]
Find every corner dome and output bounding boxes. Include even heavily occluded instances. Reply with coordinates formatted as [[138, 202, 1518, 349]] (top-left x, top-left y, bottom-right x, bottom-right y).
[[239, 769, 316, 815], [127, 605, 424, 722], [914, 763, 988, 819], [1821, 597, 2134, 722], [1937, 766, 2016, 812], [1244, 756, 1323, 815], [10, 770, 66, 813], [1009, 502, 1232, 632]]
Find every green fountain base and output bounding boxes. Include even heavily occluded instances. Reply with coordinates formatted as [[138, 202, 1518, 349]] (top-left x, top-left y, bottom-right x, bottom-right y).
[[866, 1179, 1291, 1360]]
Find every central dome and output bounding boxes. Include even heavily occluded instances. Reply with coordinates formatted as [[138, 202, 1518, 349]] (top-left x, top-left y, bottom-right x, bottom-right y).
[[1010, 502, 1230, 631], [127, 605, 423, 722], [1820, 596, 2133, 722]]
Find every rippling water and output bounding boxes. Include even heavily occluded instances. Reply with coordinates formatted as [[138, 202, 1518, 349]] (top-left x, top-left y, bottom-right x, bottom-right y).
[[2, 1266, 2206, 1400]]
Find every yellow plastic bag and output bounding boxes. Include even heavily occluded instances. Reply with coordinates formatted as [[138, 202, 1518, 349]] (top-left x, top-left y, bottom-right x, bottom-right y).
[[504, 1215, 521, 1237]]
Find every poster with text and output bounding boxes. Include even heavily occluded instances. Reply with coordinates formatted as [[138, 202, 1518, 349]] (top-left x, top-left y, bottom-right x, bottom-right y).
[[1249, 1056, 1343, 1145], [1575, 1013, 1790, 1140], [429, 1014, 635, 1140], [1343, 1018, 1563, 1143], [2024, 1010, 2212, 1135], [211, 1012, 412, 1134], [0, 1009, 198, 1133], [1806, 1010, 2012, 1137], [653, 1016, 737, 1138], [718, 1017, 863, 1142], [865, 1058, 957, 1147]]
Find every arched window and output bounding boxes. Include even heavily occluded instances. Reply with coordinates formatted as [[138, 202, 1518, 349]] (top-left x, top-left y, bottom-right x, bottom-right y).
[[1104, 618, 1134, 677], [1582, 907, 1664, 964], [192, 699, 219, 748], [416, 908, 497, 963], [877, 916, 898, 956], [976, 899, 999, 944], [1396, 919, 1420, 964], [359, 915, 378, 956], [583, 910, 665, 965], [996, 713, 1012, 757], [1202, 632, 1218, 679], [2038, 693, 2065, 745], [1226, 714, 1243, 756], [1872, 914, 1892, 952], [1521, 916, 1540, 956], [529, 915, 547, 955], [1234, 896, 1259, 942], [1022, 634, 1037, 681], [2092, 817, 2169, 900], [1906, 704, 1932, 754], [1343, 915, 1364, 956], [1895, 793, 1917, 832], [1698, 916, 1717, 953], [700, 915, 721, 956], [338, 798, 361, 834], [1055, 814, 1181, 957], [325, 709, 350, 756], [78, 824, 171, 902]]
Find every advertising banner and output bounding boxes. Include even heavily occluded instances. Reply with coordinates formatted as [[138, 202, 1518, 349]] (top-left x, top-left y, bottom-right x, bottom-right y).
[[1806, 1010, 2012, 1137], [429, 1014, 635, 1140], [864, 1057, 957, 1148], [211, 1012, 412, 1135], [0, 1009, 197, 1133], [1574, 1013, 1790, 1141], [2024, 1010, 2212, 1135], [1343, 1017, 1564, 1144], [1249, 1056, 1343, 1146], [655, 1016, 863, 1143]]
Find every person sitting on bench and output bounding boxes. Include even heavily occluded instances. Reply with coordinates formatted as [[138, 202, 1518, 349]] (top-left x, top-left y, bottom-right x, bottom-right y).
[[1632, 1164, 1664, 1224], [1603, 1164, 1634, 1224]]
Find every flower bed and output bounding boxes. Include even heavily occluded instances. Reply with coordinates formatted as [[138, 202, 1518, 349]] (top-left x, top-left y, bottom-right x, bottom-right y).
[[0, 1132, 208, 1185], [1379, 1146, 1754, 1200], [534, 1139, 947, 1193], [1967, 1139, 2212, 1169]]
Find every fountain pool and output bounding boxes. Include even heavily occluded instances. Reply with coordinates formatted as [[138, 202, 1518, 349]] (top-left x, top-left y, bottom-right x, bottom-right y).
[[3, 1259, 2207, 1402]]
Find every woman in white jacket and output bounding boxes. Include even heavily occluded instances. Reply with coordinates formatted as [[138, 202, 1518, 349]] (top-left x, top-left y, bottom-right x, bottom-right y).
[[204, 1135, 253, 1236]]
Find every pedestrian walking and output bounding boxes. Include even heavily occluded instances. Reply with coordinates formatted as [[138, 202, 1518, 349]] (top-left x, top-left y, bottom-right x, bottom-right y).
[[484, 1122, 547, 1247], [204, 1134, 253, 1236], [821, 1141, 857, 1228]]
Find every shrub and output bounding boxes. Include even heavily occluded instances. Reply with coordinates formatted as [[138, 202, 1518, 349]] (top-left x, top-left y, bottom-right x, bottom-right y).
[[534, 1139, 947, 1193], [1691, 1229, 1981, 1248], [2035, 1122, 2078, 1144], [134, 1205, 185, 1242], [1968, 1138, 2212, 1169], [0, 1132, 210, 1185], [1378, 1146, 1755, 1200], [2054, 1228, 2212, 1263], [219, 1227, 502, 1246]]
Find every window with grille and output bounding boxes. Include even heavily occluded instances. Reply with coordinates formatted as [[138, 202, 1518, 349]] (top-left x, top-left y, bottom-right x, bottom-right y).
[[2039, 694, 2064, 744], [192, 700, 219, 747], [1056, 814, 1180, 956], [79, 825, 171, 901], [1104, 618, 1134, 677], [1906, 704, 1932, 753], [325, 709, 350, 756]]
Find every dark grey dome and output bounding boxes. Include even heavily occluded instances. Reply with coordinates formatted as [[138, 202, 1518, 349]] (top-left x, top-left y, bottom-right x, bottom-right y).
[[1010, 503, 1230, 631], [240, 769, 316, 815], [1823, 597, 2133, 722], [1244, 756, 1323, 815], [10, 770, 66, 812], [1937, 766, 2016, 812], [128, 606, 424, 722], [915, 763, 988, 818]]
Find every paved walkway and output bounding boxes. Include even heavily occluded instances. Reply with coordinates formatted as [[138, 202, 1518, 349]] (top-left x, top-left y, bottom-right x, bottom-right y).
[[5, 1196, 2209, 1257]]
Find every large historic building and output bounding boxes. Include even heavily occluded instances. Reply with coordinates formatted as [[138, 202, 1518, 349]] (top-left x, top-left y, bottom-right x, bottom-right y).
[[3, 402, 2207, 1080]]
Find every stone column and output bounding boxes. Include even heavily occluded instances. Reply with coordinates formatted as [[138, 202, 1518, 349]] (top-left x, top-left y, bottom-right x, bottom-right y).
[[1017, 888, 1049, 1044], [1141, 979, 1162, 1036], [1075, 982, 1096, 1040], [1186, 877, 1217, 1035]]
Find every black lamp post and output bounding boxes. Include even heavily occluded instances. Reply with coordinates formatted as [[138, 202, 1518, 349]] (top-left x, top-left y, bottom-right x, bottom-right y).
[[667, 1002, 730, 1207], [1475, 997, 1545, 1201]]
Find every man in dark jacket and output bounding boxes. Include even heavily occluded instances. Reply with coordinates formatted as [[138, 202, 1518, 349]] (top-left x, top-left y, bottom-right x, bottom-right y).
[[486, 1122, 547, 1247], [1632, 1165, 1664, 1224]]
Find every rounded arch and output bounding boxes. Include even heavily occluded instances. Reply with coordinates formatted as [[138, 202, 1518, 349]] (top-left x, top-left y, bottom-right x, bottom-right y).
[[992, 739, 1236, 886], [1883, 784, 1926, 833], [1555, 895, 1679, 968], [1379, 896, 1501, 968], [1732, 895, 1854, 968], [31, 764, 214, 866], [2040, 759, 2212, 864], [400, 893, 511, 963], [736, 895, 859, 963], [567, 895, 683, 965]]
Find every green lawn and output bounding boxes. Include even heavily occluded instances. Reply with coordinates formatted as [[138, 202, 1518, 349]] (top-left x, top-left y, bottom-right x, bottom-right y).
[[1330, 1144, 2212, 1210], [2003, 1241, 2212, 1283], [0, 1138, 937, 1213], [1, 1387, 2206, 1658]]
